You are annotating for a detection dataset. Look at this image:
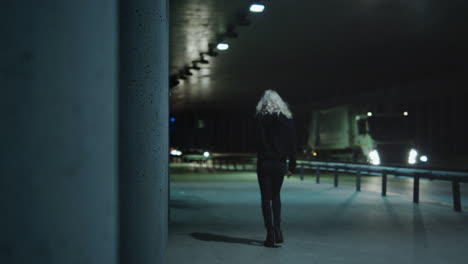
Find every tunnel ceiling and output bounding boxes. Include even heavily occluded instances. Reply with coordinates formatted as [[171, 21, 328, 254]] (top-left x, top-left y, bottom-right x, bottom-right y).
[[169, 0, 468, 113]]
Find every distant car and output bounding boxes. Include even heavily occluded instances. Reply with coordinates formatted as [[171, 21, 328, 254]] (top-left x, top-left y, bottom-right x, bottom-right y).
[[169, 147, 183, 157], [170, 147, 211, 161]]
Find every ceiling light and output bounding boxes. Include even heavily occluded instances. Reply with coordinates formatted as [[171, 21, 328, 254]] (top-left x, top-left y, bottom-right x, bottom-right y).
[[217, 43, 229, 50], [249, 4, 265, 13], [191, 62, 201, 70], [197, 53, 209, 64]]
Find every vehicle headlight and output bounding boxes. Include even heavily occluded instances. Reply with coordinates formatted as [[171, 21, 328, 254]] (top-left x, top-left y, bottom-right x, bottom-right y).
[[203, 151, 210, 157], [408, 149, 418, 164], [170, 149, 182, 156], [368, 150, 381, 165], [419, 155, 428, 162]]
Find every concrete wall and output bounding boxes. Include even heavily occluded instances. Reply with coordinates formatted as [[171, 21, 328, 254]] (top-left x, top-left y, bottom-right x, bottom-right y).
[[119, 0, 169, 263], [1, 1, 169, 263], [0, 1, 118, 263]]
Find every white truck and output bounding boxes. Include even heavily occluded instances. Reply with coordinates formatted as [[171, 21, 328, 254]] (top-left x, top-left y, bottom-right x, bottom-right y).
[[307, 105, 428, 165]]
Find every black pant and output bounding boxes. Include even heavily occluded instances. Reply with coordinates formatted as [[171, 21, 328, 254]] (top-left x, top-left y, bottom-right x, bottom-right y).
[[257, 159, 286, 230]]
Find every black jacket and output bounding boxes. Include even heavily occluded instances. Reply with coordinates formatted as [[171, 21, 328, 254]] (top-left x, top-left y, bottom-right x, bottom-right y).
[[256, 113, 297, 172]]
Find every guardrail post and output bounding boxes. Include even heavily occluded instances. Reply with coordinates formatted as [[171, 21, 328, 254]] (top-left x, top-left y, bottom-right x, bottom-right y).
[[300, 163, 304, 181], [316, 167, 320, 184], [452, 179, 462, 212], [334, 168, 339, 187], [413, 175, 420, 203], [382, 171, 387, 196], [356, 170, 361, 192]]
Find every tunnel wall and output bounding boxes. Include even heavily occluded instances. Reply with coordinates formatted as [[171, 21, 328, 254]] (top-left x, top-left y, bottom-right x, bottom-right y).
[[170, 111, 309, 153], [170, 83, 468, 166]]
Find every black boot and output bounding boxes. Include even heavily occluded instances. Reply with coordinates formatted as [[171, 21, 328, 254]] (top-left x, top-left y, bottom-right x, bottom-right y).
[[261, 199, 276, 247], [274, 226, 283, 244], [264, 228, 275, 247], [272, 197, 284, 243]]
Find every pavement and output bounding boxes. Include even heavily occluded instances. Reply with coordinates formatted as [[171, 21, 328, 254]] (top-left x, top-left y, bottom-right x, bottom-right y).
[[165, 164, 468, 264]]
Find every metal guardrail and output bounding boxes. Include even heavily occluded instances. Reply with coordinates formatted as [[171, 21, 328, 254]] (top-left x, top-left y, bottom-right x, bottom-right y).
[[205, 156, 468, 212], [298, 160, 468, 212]]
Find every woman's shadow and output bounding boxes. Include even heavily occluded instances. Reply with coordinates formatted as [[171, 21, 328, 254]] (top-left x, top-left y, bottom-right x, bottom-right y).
[[191, 232, 265, 247]]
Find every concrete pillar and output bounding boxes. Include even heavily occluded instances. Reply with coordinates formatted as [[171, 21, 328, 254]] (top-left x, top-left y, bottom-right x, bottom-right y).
[[119, 0, 169, 263], [0, 1, 118, 264]]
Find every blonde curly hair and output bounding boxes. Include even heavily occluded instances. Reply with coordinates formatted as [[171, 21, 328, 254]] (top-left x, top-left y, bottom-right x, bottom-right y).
[[255, 90, 292, 119]]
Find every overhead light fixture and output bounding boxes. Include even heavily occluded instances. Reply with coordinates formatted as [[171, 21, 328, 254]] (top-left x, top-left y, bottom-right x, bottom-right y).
[[206, 43, 219, 56], [197, 53, 209, 64], [199, 57, 209, 64], [217, 43, 229, 50], [249, 4, 265, 13], [191, 61, 201, 70]]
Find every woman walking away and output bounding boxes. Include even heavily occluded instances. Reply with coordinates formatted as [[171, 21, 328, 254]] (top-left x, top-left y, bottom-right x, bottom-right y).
[[255, 90, 296, 248]]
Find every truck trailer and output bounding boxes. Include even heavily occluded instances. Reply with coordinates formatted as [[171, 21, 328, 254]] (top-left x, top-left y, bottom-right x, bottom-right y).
[[307, 105, 428, 165]]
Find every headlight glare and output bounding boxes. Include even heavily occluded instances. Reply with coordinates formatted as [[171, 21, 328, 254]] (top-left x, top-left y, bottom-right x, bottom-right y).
[[170, 149, 182, 156], [368, 150, 381, 165], [408, 149, 418, 164]]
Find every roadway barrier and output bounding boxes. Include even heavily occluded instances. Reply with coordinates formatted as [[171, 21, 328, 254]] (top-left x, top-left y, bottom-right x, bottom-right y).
[[296, 160, 468, 212], [206, 156, 468, 212]]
